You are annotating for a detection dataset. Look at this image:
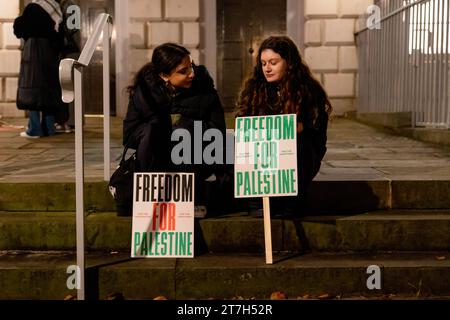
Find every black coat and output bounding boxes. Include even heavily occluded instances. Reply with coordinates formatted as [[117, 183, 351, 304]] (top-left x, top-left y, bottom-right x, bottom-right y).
[[14, 3, 64, 112], [123, 65, 226, 173]]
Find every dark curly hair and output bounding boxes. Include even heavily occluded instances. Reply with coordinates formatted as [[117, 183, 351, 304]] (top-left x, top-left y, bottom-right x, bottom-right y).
[[236, 36, 332, 126]]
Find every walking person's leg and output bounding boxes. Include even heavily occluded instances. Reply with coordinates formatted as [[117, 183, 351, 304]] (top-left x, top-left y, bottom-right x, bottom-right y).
[[21, 111, 43, 138], [43, 111, 56, 136]]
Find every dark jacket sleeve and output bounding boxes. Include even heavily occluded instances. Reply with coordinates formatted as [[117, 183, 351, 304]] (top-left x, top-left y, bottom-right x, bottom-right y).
[[170, 65, 226, 134], [123, 86, 161, 149]]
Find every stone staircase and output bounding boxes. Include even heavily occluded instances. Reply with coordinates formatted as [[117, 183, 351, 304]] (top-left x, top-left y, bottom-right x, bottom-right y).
[[0, 117, 449, 300], [0, 180, 449, 300]]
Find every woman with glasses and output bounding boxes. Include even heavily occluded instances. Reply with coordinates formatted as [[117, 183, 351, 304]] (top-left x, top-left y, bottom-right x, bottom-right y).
[[236, 36, 332, 216], [123, 43, 226, 217]]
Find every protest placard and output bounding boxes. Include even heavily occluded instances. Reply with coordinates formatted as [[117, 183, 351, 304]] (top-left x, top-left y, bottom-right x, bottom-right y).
[[131, 173, 195, 258], [234, 114, 298, 264], [235, 114, 298, 198]]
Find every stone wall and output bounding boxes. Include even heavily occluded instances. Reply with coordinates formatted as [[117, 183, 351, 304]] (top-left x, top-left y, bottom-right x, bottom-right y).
[[0, 0, 23, 117], [128, 0, 200, 78], [0, 0, 373, 118], [304, 0, 373, 115]]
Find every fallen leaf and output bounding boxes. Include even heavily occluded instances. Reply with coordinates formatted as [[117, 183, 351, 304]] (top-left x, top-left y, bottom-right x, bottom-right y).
[[153, 296, 168, 300], [436, 256, 446, 261], [318, 293, 333, 300], [64, 295, 76, 300], [106, 292, 125, 300], [300, 294, 310, 300], [270, 291, 287, 300]]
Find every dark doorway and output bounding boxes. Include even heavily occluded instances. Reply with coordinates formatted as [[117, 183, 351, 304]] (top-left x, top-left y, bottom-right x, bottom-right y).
[[217, 0, 287, 112]]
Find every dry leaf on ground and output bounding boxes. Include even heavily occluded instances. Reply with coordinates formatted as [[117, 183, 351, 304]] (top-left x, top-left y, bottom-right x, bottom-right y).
[[270, 291, 287, 300]]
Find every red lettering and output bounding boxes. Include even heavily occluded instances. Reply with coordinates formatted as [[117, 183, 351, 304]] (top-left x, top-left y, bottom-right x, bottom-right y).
[[152, 203, 158, 231], [168, 203, 176, 230], [159, 203, 167, 230]]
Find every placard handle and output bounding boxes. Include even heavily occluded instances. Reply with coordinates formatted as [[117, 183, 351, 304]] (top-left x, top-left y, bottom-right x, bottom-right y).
[[263, 197, 273, 264]]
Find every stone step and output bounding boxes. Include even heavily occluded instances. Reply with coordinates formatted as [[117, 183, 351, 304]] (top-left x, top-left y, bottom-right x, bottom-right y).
[[2, 180, 450, 213], [0, 251, 448, 300], [1, 211, 449, 252]]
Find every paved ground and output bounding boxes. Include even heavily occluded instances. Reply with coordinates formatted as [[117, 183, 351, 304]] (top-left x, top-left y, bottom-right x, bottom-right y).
[[1, 116, 450, 182]]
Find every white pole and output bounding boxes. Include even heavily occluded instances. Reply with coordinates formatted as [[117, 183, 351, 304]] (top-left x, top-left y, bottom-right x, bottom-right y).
[[74, 65, 85, 300], [262, 197, 273, 264], [103, 23, 111, 181]]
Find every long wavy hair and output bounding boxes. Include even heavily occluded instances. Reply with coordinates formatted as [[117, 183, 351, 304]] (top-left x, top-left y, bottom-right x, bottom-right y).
[[237, 36, 332, 125], [127, 43, 191, 95]]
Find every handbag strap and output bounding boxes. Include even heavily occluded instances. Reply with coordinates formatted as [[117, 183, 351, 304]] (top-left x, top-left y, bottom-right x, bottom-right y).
[[120, 147, 135, 165]]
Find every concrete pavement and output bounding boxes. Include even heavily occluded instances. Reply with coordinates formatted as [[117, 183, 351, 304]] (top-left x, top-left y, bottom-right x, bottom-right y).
[[1, 116, 450, 183]]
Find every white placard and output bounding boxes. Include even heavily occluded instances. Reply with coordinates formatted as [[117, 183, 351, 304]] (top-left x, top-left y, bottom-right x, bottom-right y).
[[234, 114, 298, 198], [131, 173, 195, 258]]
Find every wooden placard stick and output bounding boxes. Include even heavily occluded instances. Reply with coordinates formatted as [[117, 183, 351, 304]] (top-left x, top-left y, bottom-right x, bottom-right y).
[[263, 197, 273, 264]]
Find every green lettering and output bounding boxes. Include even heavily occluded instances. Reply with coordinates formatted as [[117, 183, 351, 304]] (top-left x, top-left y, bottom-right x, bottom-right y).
[[290, 169, 297, 193], [236, 172, 243, 196], [257, 171, 262, 194], [154, 232, 159, 256], [236, 118, 243, 142], [187, 232, 193, 256], [274, 116, 282, 140], [283, 114, 295, 140], [160, 232, 167, 256], [266, 117, 273, 141], [244, 118, 251, 142], [254, 142, 260, 170], [141, 232, 148, 255], [179, 232, 186, 256], [263, 173, 270, 194], [282, 170, 290, 193], [168, 232, 174, 255], [252, 117, 258, 142], [244, 172, 251, 196], [251, 171, 257, 195], [134, 232, 141, 256]]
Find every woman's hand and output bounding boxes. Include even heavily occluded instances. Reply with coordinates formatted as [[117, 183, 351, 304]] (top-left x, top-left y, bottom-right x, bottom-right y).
[[297, 121, 304, 134]]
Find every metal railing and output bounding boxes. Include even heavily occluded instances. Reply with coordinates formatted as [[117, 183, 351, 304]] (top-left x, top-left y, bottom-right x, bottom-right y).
[[59, 13, 113, 300], [356, 0, 450, 128]]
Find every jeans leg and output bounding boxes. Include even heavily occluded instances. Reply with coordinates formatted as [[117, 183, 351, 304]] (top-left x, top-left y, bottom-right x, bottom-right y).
[[27, 111, 43, 136], [43, 113, 56, 136]]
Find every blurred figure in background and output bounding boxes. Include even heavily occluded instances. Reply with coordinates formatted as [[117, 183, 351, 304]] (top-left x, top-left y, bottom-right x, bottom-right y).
[[14, 0, 65, 138], [54, 0, 80, 133]]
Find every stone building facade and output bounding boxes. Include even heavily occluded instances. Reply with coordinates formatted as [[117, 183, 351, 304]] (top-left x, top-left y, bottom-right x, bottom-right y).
[[0, 0, 373, 118], [0, 0, 22, 117]]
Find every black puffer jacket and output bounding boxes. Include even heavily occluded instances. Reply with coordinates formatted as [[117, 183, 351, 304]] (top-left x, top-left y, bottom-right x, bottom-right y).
[[14, 3, 64, 112], [123, 65, 226, 172]]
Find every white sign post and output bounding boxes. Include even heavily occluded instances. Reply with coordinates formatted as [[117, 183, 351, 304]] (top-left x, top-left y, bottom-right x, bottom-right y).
[[131, 173, 195, 258], [234, 114, 298, 264]]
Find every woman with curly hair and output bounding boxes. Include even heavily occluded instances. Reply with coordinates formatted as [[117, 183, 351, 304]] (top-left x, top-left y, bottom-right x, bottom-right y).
[[236, 36, 332, 215]]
